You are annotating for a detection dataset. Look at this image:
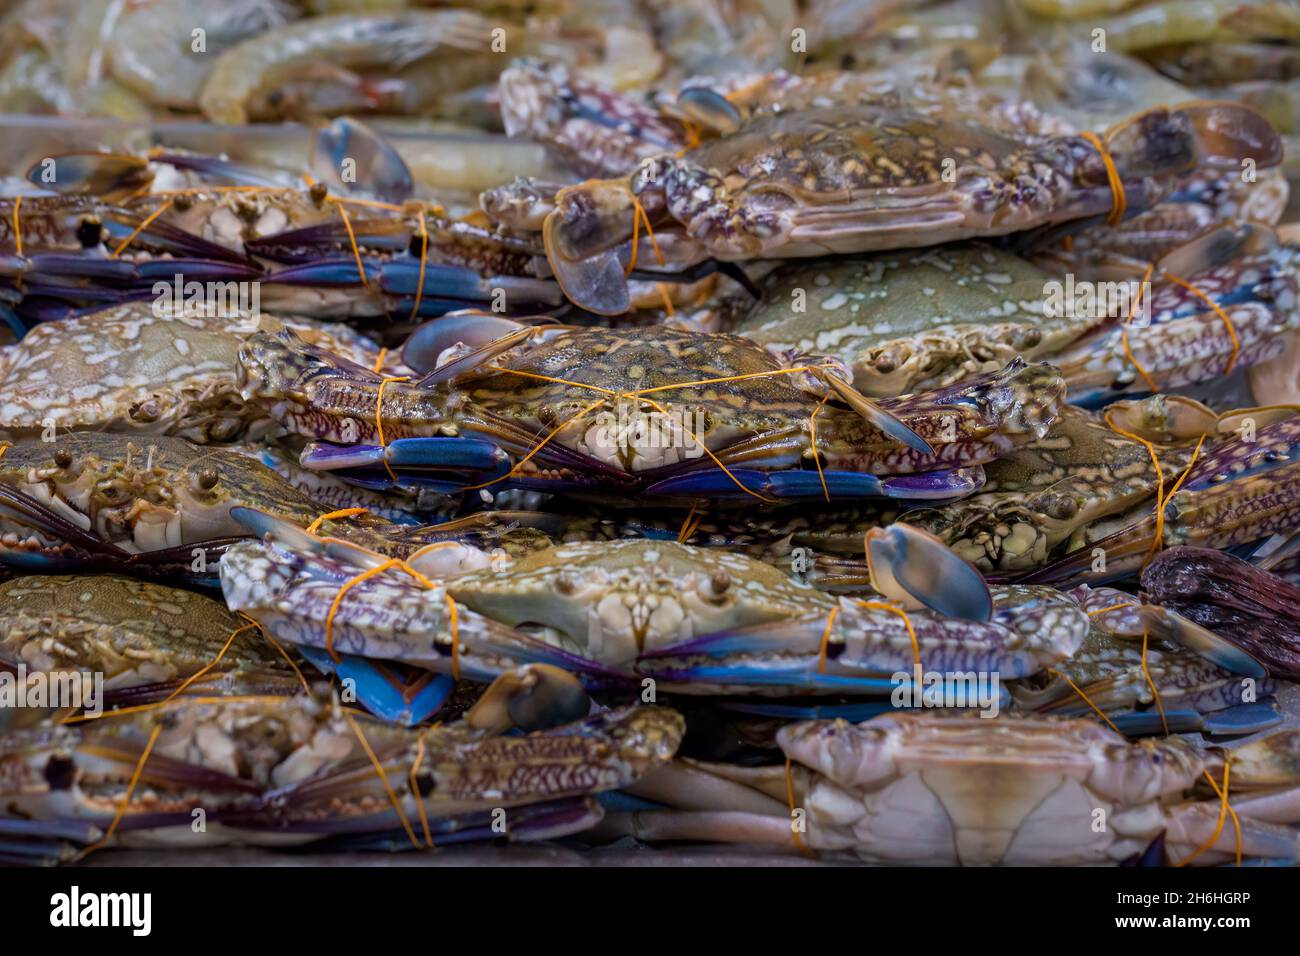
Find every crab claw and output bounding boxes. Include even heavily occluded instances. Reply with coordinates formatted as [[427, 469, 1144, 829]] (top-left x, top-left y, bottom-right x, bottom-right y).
[[806, 365, 934, 455], [675, 86, 745, 135], [310, 116, 414, 203], [403, 312, 536, 384], [1138, 604, 1268, 679], [865, 523, 993, 623], [26, 152, 152, 201], [643, 466, 982, 501], [296, 646, 455, 726], [543, 180, 637, 315], [465, 664, 592, 733]]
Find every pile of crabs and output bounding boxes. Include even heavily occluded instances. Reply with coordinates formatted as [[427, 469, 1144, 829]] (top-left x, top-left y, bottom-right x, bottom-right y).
[[3, 0, 1300, 867]]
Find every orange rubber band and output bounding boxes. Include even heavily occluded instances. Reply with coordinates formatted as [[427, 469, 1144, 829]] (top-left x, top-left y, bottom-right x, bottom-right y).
[[11, 194, 21, 258], [329, 197, 369, 289], [784, 756, 812, 857], [1045, 667, 1122, 734], [344, 710, 421, 849], [75, 723, 162, 860], [409, 734, 434, 848], [1139, 626, 1169, 737], [1163, 272, 1241, 374], [445, 593, 460, 681], [1079, 130, 1127, 227], [1121, 263, 1159, 394], [1177, 761, 1240, 867], [306, 508, 369, 536], [161, 621, 254, 704], [409, 208, 429, 322], [111, 198, 174, 258], [375, 376, 409, 480], [808, 391, 833, 502]]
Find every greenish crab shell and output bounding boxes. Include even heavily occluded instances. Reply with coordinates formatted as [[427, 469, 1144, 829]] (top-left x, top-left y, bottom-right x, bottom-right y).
[[0, 304, 379, 442], [733, 244, 1104, 396], [0, 574, 285, 691], [447, 538, 832, 664], [904, 404, 1196, 571]]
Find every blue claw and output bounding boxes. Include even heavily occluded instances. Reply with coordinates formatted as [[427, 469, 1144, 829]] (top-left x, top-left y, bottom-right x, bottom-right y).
[[1140, 605, 1268, 679], [640, 662, 902, 693], [1109, 709, 1208, 737], [865, 522, 994, 623], [644, 468, 883, 499], [644, 467, 983, 501], [1202, 701, 1282, 736], [133, 257, 263, 282], [384, 437, 511, 470], [297, 646, 454, 726], [299, 438, 511, 490]]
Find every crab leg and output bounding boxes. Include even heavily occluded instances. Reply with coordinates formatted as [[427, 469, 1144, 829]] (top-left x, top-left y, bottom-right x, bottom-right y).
[[636, 586, 1085, 695]]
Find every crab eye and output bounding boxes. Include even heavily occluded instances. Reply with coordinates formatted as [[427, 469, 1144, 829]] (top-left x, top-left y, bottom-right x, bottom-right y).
[[195, 468, 219, 491], [53, 448, 73, 469], [709, 571, 731, 595], [75, 218, 102, 248]]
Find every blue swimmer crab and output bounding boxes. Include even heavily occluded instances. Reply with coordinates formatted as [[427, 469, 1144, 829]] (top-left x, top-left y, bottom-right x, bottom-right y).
[[0, 304, 380, 442], [609, 713, 1300, 865], [237, 318, 1066, 503], [0, 574, 302, 722], [0, 683, 682, 864], [1028, 407, 1300, 588], [724, 223, 1299, 403], [220, 519, 1088, 698], [538, 100, 1280, 314]]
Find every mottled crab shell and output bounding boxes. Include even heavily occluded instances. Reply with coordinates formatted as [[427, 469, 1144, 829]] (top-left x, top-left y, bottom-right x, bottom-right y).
[[0, 573, 286, 689], [445, 538, 834, 664], [0, 306, 379, 442], [644, 105, 1109, 259], [904, 404, 1194, 572], [0, 433, 333, 555], [733, 244, 1100, 396]]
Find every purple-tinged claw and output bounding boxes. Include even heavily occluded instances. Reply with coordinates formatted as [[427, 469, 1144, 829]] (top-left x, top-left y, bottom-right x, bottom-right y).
[[299, 437, 508, 474], [132, 257, 264, 282], [878, 466, 985, 500], [865, 523, 993, 623], [642, 466, 980, 501], [644, 468, 881, 499]]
